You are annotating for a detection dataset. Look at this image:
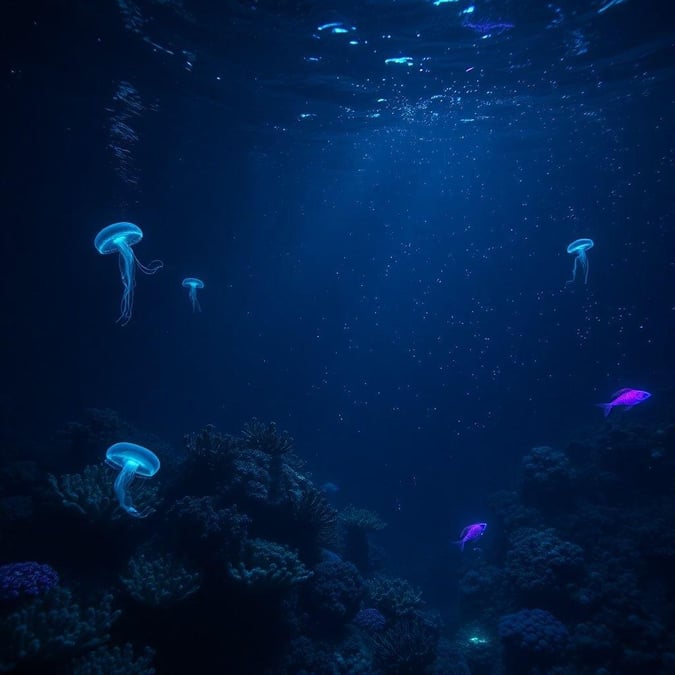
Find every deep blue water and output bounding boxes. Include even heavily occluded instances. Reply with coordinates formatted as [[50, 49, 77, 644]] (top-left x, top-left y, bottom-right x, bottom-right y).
[[1, 0, 674, 673]]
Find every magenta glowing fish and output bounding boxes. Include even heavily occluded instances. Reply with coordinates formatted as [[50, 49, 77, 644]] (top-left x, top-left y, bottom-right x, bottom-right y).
[[597, 388, 652, 417], [452, 522, 487, 552]]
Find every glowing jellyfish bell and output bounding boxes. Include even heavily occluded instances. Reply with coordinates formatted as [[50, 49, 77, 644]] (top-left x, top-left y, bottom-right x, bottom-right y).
[[182, 277, 205, 313], [565, 238, 594, 285], [105, 442, 160, 518], [94, 222, 163, 325]]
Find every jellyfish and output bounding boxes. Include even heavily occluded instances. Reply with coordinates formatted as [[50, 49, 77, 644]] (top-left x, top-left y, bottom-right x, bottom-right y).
[[565, 238, 594, 285], [105, 442, 160, 518], [182, 277, 204, 313], [94, 222, 163, 325]]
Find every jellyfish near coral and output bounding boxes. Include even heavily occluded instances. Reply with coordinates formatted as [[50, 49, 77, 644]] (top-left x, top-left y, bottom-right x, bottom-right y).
[[94, 222, 163, 325], [182, 277, 204, 313], [105, 442, 160, 518], [565, 238, 594, 285]]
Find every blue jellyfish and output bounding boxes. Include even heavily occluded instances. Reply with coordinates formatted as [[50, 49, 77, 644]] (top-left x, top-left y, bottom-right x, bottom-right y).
[[94, 222, 163, 325], [182, 277, 204, 313], [565, 238, 594, 285], [105, 442, 160, 518]]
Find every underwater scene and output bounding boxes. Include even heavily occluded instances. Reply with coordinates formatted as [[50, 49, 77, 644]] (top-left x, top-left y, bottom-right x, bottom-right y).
[[2, 0, 675, 673]]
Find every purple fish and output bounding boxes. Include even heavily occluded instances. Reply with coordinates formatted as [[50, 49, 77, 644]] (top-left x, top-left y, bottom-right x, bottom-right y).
[[452, 522, 487, 552], [597, 388, 651, 417]]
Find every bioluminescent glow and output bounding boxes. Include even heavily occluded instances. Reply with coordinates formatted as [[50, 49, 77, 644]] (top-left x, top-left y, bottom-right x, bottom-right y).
[[385, 57, 414, 66], [94, 222, 163, 325], [462, 18, 514, 35], [565, 238, 594, 285], [317, 22, 353, 34], [182, 277, 205, 313], [106, 442, 160, 518], [598, 0, 627, 13]]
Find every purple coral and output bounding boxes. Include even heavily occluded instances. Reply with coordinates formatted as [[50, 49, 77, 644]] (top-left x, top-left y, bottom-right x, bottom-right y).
[[353, 607, 386, 631], [0, 562, 59, 601]]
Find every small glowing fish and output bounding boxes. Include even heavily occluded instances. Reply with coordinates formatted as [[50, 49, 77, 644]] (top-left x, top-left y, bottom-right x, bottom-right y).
[[452, 522, 487, 551], [597, 388, 652, 417], [385, 57, 414, 66]]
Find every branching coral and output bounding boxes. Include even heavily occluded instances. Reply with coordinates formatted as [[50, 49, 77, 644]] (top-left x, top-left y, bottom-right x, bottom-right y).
[[291, 488, 338, 549], [69, 643, 155, 675], [227, 538, 312, 591], [182, 425, 237, 494], [340, 506, 386, 573], [0, 587, 120, 671], [240, 419, 294, 456], [169, 496, 250, 559], [367, 575, 424, 618], [185, 425, 236, 473], [353, 607, 386, 632], [120, 550, 201, 607], [48, 464, 160, 522], [371, 613, 440, 674], [340, 506, 386, 533], [240, 419, 295, 503]]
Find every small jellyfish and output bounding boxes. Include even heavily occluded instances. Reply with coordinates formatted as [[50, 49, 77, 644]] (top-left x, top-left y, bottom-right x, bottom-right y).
[[105, 442, 160, 518], [182, 277, 204, 313], [94, 222, 163, 325], [565, 238, 594, 285]]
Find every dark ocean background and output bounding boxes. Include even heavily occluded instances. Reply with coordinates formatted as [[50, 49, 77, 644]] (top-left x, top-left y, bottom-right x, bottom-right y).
[[1, 0, 674, 673]]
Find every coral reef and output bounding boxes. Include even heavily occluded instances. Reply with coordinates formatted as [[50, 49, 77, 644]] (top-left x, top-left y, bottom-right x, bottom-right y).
[[0, 587, 120, 671], [366, 575, 424, 619], [499, 608, 569, 670], [227, 538, 313, 590], [120, 550, 201, 608], [371, 613, 441, 674], [353, 607, 386, 632], [301, 559, 364, 630], [506, 527, 584, 596], [69, 643, 155, 675]]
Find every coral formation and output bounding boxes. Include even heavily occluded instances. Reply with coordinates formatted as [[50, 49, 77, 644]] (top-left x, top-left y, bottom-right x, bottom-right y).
[[499, 608, 569, 667], [367, 575, 424, 618], [0, 562, 59, 601], [0, 588, 120, 671], [70, 643, 155, 675], [227, 538, 313, 590], [371, 613, 441, 674], [353, 607, 386, 632], [301, 559, 364, 629], [506, 527, 584, 595], [48, 464, 161, 521], [120, 550, 201, 607]]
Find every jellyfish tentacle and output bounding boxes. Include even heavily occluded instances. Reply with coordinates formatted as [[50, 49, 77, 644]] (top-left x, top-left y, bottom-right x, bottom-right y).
[[115, 240, 137, 325], [581, 253, 589, 284], [113, 459, 141, 517], [136, 257, 164, 275], [190, 287, 202, 312]]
